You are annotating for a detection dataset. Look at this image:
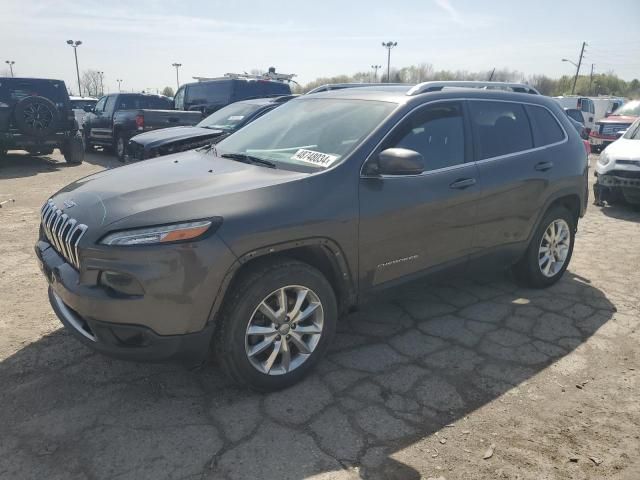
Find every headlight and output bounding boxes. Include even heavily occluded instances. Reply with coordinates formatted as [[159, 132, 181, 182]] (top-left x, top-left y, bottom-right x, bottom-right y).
[[598, 151, 611, 166], [100, 220, 215, 246]]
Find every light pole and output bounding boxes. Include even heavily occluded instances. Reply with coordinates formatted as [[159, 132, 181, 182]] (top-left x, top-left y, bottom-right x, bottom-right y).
[[371, 64, 381, 82], [5, 61, 15, 77], [66, 40, 82, 96], [561, 58, 578, 68], [171, 63, 182, 90], [116, 79, 123, 92], [381, 42, 397, 83], [97, 71, 104, 96]]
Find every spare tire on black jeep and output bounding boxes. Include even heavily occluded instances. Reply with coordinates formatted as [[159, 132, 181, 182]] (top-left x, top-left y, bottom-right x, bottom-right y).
[[13, 96, 59, 137]]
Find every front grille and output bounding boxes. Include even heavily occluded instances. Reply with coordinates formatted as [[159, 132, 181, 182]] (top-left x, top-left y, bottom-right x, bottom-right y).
[[40, 199, 88, 270], [600, 123, 628, 136]]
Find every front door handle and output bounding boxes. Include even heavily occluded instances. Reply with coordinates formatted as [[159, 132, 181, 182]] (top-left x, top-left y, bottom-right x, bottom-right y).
[[535, 161, 554, 172], [449, 178, 476, 189]]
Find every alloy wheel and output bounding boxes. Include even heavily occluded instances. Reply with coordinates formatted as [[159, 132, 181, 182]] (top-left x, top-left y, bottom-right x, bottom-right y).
[[538, 219, 571, 278], [245, 285, 324, 375]]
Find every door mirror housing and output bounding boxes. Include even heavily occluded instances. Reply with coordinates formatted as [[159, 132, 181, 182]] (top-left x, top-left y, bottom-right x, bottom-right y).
[[83, 105, 94, 113], [373, 148, 424, 176]]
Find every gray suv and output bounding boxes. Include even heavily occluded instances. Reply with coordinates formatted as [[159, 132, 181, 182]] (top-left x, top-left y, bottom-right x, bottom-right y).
[[35, 82, 588, 390]]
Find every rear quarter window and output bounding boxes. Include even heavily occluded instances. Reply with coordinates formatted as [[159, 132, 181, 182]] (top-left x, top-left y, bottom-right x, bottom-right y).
[[525, 105, 566, 147], [468, 101, 533, 160]]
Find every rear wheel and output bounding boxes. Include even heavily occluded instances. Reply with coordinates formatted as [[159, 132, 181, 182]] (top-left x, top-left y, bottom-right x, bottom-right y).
[[114, 132, 127, 162], [215, 259, 337, 391], [512, 206, 576, 288]]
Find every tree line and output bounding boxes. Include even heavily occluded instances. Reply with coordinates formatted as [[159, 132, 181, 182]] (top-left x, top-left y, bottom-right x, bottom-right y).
[[294, 64, 640, 98]]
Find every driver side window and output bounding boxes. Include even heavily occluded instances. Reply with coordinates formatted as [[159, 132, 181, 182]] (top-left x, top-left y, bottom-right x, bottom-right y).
[[382, 102, 465, 172]]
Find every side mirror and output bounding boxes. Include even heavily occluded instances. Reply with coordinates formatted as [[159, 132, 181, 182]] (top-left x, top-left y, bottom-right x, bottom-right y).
[[615, 130, 627, 139], [374, 148, 424, 175], [83, 105, 94, 113]]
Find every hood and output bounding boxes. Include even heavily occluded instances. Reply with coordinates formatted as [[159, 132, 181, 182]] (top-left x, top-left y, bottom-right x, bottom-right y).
[[603, 138, 640, 161], [48, 149, 307, 239], [598, 115, 638, 125], [597, 138, 640, 174], [129, 126, 224, 149]]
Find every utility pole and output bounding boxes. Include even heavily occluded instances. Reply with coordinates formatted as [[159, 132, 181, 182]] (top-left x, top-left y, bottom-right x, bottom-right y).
[[116, 79, 123, 92], [571, 41, 587, 95], [66, 40, 83, 96], [589, 64, 595, 95], [488, 67, 495, 81], [97, 71, 104, 96], [381, 42, 397, 83], [5, 60, 15, 77], [172, 63, 182, 90], [371, 64, 381, 82]]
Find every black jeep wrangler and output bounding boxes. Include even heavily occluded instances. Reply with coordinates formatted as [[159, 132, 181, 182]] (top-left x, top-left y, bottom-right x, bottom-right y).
[[0, 77, 84, 164]]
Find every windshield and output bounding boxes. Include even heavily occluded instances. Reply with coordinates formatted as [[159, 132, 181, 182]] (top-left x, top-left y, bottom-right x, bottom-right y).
[[623, 119, 640, 140], [70, 99, 97, 110], [197, 102, 263, 131], [611, 100, 640, 117], [215, 98, 396, 171]]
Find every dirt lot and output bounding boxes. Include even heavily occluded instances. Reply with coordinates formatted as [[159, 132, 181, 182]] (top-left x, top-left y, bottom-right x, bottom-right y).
[[1, 150, 639, 480]]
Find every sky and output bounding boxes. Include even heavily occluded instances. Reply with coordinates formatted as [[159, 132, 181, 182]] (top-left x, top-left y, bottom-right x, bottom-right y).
[[1, 0, 639, 95]]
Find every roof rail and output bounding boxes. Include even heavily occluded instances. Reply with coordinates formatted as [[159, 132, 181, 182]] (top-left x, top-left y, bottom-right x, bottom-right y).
[[406, 81, 540, 96]]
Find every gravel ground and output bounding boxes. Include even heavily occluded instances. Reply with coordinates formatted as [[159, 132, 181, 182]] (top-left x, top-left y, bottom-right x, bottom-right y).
[[0, 150, 639, 480]]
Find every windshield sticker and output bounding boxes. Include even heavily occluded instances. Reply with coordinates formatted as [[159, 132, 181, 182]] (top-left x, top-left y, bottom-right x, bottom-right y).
[[228, 115, 244, 121], [291, 149, 338, 167]]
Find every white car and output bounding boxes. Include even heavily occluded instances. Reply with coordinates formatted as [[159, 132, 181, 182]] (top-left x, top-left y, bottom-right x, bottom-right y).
[[594, 118, 640, 207]]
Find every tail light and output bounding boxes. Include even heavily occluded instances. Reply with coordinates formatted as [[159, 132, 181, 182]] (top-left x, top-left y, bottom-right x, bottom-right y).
[[135, 114, 144, 130], [583, 139, 591, 156]]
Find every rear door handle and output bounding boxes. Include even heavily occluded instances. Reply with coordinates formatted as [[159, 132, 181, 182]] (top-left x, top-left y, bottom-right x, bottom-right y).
[[535, 161, 554, 172], [449, 178, 476, 189]]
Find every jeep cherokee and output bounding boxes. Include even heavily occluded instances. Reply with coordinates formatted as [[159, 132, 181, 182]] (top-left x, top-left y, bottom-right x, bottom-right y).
[[35, 83, 588, 390]]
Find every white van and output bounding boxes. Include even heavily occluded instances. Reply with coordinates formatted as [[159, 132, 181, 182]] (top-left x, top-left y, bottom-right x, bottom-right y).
[[554, 96, 625, 133]]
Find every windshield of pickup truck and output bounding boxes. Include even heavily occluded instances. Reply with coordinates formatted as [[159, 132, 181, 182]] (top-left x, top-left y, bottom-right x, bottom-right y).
[[197, 102, 262, 131], [215, 98, 396, 170], [611, 100, 640, 117]]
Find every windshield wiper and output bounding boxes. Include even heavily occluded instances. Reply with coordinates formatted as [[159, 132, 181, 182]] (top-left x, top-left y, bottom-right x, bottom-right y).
[[220, 153, 277, 169]]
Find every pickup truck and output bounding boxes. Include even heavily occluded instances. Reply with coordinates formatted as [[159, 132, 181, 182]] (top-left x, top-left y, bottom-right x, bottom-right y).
[[82, 93, 202, 160]]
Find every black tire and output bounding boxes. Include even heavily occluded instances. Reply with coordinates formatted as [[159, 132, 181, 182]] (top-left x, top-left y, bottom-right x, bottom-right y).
[[215, 259, 337, 391], [83, 129, 94, 152], [512, 206, 576, 288], [62, 134, 85, 164], [13, 96, 59, 137], [114, 132, 127, 162]]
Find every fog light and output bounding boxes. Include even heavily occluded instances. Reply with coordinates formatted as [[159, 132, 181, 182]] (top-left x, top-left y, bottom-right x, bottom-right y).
[[100, 270, 144, 296]]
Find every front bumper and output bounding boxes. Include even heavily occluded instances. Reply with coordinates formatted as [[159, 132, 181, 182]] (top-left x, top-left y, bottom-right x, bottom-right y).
[[35, 234, 235, 363], [595, 172, 640, 190], [48, 287, 214, 363]]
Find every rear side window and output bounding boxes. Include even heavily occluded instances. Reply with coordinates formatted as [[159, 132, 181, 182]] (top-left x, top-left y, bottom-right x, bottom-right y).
[[526, 105, 565, 147], [469, 101, 533, 160], [383, 101, 465, 171]]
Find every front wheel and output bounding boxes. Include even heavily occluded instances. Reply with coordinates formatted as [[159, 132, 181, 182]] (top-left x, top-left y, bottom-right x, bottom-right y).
[[63, 134, 85, 164], [215, 259, 337, 391], [512, 206, 576, 288]]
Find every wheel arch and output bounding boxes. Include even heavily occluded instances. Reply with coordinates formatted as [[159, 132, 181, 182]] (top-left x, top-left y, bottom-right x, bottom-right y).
[[208, 238, 357, 326], [527, 190, 582, 245]]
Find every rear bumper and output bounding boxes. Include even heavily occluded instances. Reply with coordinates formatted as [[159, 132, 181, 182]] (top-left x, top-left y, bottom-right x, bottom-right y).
[[1, 131, 75, 149]]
